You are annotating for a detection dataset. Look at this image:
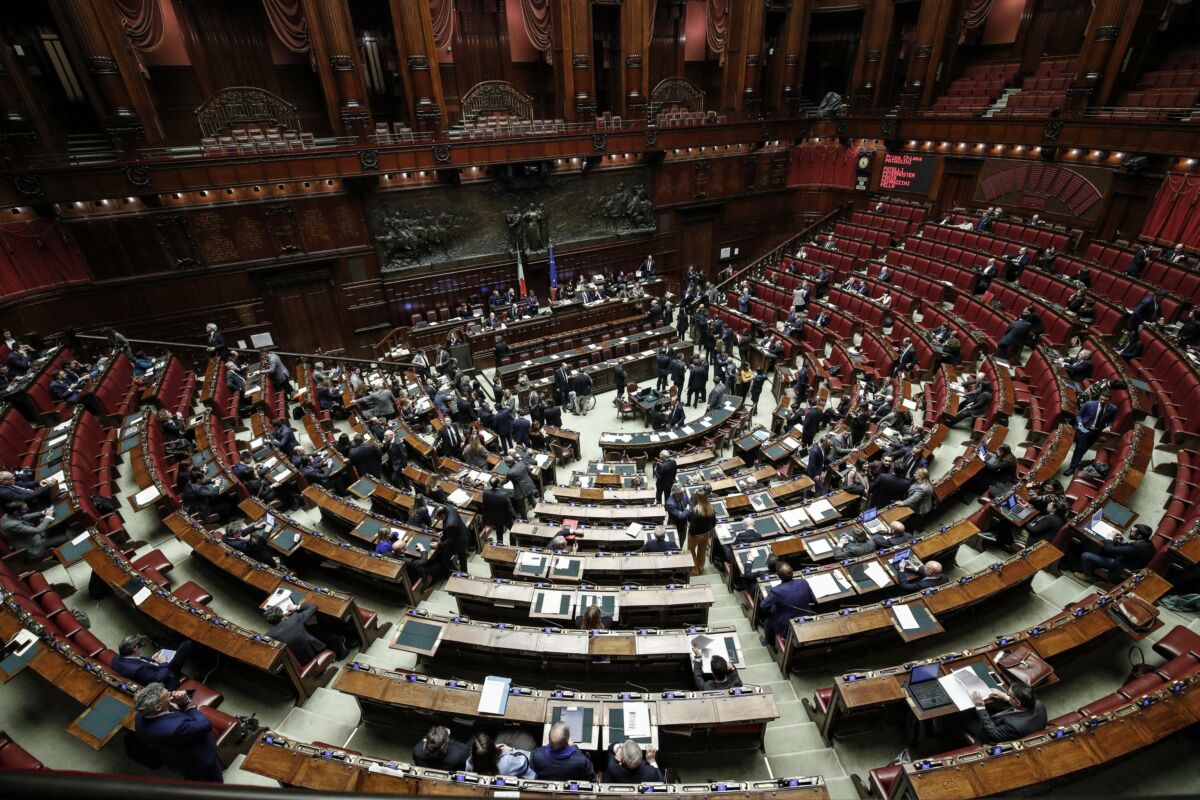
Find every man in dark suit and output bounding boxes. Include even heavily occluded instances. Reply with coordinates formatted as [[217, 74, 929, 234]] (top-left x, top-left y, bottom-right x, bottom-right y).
[[481, 476, 517, 544], [669, 357, 686, 393], [382, 429, 408, 486], [434, 504, 471, 572], [1127, 291, 1164, 333], [269, 418, 299, 457], [493, 406, 515, 450], [348, 434, 384, 478], [49, 370, 81, 405], [801, 404, 823, 447], [687, 359, 707, 408], [869, 469, 912, 510], [966, 682, 1047, 744], [1066, 389, 1117, 474], [667, 399, 686, 427], [653, 450, 677, 503], [264, 601, 333, 664], [205, 323, 229, 362], [896, 559, 946, 592], [655, 348, 671, 391], [807, 437, 829, 493], [553, 364, 570, 406], [996, 317, 1033, 360], [894, 338, 918, 375], [641, 529, 675, 552], [112, 635, 194, 690], [1124, 247, 1148, 277], [436, 422, 464, 459], [1079, 523, 1155, 580], [691, 653, 742, 690], [947, 381, 993, 427], [133, 683, 223, 782], [1004, 246, 1030, 281], [1062, 349, 1094, 382], [542, 404, 563, 429], [759, 563, 816, 648], [503, 453, 539, 520], [664, 484, 689, 547], [512, 412, 532, 447]]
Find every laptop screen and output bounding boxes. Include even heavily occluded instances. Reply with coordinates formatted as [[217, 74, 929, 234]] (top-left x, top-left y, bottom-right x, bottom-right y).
[[977, 445, 988, 457], [1005, 495, 1018, 510], [891, 548, 912, 564], [861, 507, 878, 523], [910, 663, 940, 683]]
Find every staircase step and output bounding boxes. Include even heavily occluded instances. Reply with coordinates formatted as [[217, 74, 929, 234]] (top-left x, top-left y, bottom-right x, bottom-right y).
[[275, 706, 356, 747], [764, 721, 825, 755], [301, 687, 363, 726], [766, 748, 846, 780]]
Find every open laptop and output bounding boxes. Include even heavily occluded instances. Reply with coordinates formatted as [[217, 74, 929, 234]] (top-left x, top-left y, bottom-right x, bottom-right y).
[[860, 507, 887, 535], [906, 662, 952, 710], [1004, 494, 1037, 523]]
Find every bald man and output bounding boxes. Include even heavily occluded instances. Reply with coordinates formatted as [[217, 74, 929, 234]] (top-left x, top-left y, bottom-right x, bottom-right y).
[[897, 560, 947, 592]]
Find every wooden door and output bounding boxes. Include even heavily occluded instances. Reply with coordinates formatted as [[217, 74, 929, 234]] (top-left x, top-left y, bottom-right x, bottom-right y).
[[678, 211, 718, 281], [260, 266, 347, 355]]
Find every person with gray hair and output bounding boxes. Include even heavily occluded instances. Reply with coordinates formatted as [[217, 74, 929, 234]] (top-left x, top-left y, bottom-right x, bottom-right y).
[[603, 739, 663, 782], [112, 634, 195, 690], [133, 682, 223, 782]]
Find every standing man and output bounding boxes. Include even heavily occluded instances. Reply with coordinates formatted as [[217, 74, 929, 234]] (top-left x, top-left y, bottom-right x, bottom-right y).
[[553, 364, 571, 407], [482, 475, 518, 545], [261, 349, 294, 399], [687, 358, 707, 409], [653, 450, 678, 504], [758, 563, 815, 649], [807, 436, 830, 493], [504, 452, 539, 520], [664, 483, 690, 548], [1065, 389, 1117, 475], [205, 323, 229, 361], [655, 348, 671, 392]]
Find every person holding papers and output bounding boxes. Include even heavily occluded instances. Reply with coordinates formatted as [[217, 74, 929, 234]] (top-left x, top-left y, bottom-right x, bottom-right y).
[[112, 635, 195, 690], [1077, 524, 1154, 582], [832, 528, 878, 559], [966, 681, 1047, 743], [504, 452, 539, 520], [896, 560, 946, 592], [758, 563, 815, 648], [531, 722, 595, 780], [603, 740, 663, 782]]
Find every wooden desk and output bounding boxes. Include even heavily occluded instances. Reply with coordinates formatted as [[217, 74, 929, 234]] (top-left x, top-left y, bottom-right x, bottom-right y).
[[445, 573, 714, 627], [599, 395, 747, 457], [242, 732, 831, 797], [510, 520, 681, 551], [484, 543, 694, 585], [332, 664, 778, 752]]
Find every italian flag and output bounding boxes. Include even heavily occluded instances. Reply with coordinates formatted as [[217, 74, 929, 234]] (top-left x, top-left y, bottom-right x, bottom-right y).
[[516, 249, 527, 298]]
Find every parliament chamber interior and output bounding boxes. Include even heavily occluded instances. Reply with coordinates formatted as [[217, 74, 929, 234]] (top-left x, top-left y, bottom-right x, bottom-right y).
[[3, 0, 1200, 798]]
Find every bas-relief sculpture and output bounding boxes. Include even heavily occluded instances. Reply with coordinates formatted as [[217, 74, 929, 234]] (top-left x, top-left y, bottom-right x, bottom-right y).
[[369, 169, 654, 272]]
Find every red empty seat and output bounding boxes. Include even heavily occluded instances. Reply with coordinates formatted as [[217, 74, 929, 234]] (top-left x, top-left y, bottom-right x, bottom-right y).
[[1152, 626, 1200, 660], [813, 686, 834, 715], [132, 549, 174, 575], [70, 629, 106, 658], [178, 677, 224, 708], [1118, 673, 1164, 699], [0, 735, 44, 770], [172, 580, 213, 609], [869, 764, 903, 799], [1077, 693, 1127, 717]]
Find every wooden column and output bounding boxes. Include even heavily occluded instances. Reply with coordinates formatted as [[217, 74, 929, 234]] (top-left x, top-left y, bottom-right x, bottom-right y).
[[718, 0, 766, 113], [390, 0, 447, 133], [51, 0, 165, 146], [901, 0, 956, 111], [551, 0, 595, 122], [620, 0, 651, 118], [0, 31, 59, 153], [1069, 0, 1147, 109], [301, 0, 373, 139], [851, 0, 894, 107], [767, 0, 812, 113]]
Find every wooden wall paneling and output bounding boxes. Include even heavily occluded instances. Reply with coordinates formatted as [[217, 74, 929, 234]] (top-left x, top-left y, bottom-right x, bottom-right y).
[[1072, 0, 1147, 109], [766, 0, 812, 112], [0, 28, 61, 152], [649, 0, 686, 91], [389, 0, 447, 132], [551, 0, 595, 121], [1093, 171, 1159, 242], [619, 0, 651, 118], [300, 0, 374, 138], [174, 0, 283, 97], [901, 0, 952, 110], [851, 0, 894, 107], [717, 0, 766, 112], [677, 206, 719, 279], [50, 0, 166, 146]]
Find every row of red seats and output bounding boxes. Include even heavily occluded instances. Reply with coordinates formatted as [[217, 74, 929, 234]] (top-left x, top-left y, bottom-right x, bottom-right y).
[[833, 221, 892, 249], [829, 238, 876, 262], [870, 200, 927, 225], [1083, 241, 1200, 304], [19, 348, 74, 425], [1130, 330, 1200, 449], [151, 356, 196, 419], [1024, 75, 1071, 92], [857, 329, 897, 379], [993, 91, 1066, 116], [208, 361, 241, 426], [1056, 254, 1187, 322], [868, 260, 950, 305], [1017, 271, 1124, 335], [69, 410, 122, 535], [1015, 348, 1070, 436], [823, 342, 856, 393], [946, 214, 1071, 253], [89, 353, 138, 426], [788, 246, 858, 275], [918, 304, 982, 363], [952, 293, 1011, 351], [1137, 68, 1200, 89], [1117, 88, 1199, 109], [847, 211, 912, 238], [982, 282, 1076, 346], [887, 243, 980, 292], [0, 732, 41, 770], [1083, 340, 1140, 436], [867, 625, 1200, 800], [775, 256, 844, 286], [921, 222, 1024, 260], [0, 403, 48, 473], [826, 287, 889, 330]]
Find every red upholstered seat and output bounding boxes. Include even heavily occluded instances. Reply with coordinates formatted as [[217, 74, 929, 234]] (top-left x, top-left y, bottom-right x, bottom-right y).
[[869, 764, 903, 798], [1152, 626, 1200, 660], [1119, 673, 1164, 700], [1049, 711, 1085, 727], [198, 706, 241, 747], [132, 549, 174, 575], [172, 580, 213, 608], [1077, 694, 1127, 717], [814, 686, 834, 714], [69, 629, 106, 657], [178, 678, 224, 709], [293, 649, 335, 682], [1156, 653, 1200, 681], [0, 736, 44, 770]]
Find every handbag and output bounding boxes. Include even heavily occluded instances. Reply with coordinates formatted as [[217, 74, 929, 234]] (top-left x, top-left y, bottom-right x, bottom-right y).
[[995, 643, 1053, 687], [1112, 594, 1158, 632]]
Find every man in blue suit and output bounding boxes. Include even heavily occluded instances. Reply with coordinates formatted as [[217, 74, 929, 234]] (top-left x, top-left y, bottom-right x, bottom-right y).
[[133, 682, 223, 782], [1066, 389, 1117, 474], [1127, 292, 1164, 333], [759, 563, 815, 648], [664, 484, 690, 547], [807, 437, 829, 493], [512, 412, 531, 447], [493, 405, 515, 451], [112, 635, 195, 690]]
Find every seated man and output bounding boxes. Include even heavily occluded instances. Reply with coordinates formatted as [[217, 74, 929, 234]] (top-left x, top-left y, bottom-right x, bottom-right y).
[[832, 527, 878, 559], [1078, 524, 1154, 582], [413, 724, 470, 771], [640, 529, 674, 553], [692, 651, 742, 690], [602, 740, 663, 783], [1, 501, 66, 557], [758, 563, 815, 648], [965, 681, 1047, 743], [133, 682, 223, 783], [112, 635, 195, 690], [0, 470, 58, 511], [531, 721, 594, 780], [896, 559, 946, 592], [263, 601, 347, 661], [222, 520, 277, 565], [872, 520, 913, 549], [49, 370, 81, 405]]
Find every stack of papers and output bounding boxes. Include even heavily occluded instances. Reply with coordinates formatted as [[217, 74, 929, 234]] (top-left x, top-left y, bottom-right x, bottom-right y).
[[478, 676, 511, 715], [893, 604, 919, 630], [447, 488, 472, 506], [623, 701, 651, 738], [781, 507, 810, 527], [939, 667, 993, 711], [862, 561, 893, 589], [265, 587, 296, 611], [808, 570, 851, 599], [133, 485, 162, 507], [809, 498, 837, 519], [806, 537, 833, 556], [1091, 518, 1122, 540]]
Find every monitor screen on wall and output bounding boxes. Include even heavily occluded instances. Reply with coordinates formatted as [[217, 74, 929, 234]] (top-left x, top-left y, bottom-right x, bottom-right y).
[[879, 153, 938, 195]]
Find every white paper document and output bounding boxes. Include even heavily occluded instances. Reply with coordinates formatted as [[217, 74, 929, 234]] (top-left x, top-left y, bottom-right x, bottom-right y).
[[1090, 519, 1122, 541], [622, 701, 651, 738], [808, 498, 837, 519], [808, 570, 849, 599], [265, 587, 295, 611], [478, 676, 511, 715], [132, 586, 153, 606], [625, 523, 643, 539], [806, 537, 833, 556], [781, 507, 810, 528], [893, 603, 919, 630], [863, 561, 893, 589], [447, 488, 472, 507], [133, 485, 162, 507], [940, 667, 992, 711]]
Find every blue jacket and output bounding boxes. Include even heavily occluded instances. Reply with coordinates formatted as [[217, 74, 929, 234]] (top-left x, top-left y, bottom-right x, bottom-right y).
[[530, 743, 594, 780], [512, 417, 532, 446], [806, 443, 825, 479], [135, 706, 223, 782], [761, 578, 816, 626], [665, 494, 690, 527], [1131, 294, 1160, 322], [1075, 400, 1117, 434], [111, 655, 182, 690], [494, 408, 514, 436]]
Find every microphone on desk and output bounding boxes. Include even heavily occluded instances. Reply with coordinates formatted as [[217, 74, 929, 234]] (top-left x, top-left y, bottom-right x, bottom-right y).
[[624, 681, 649, 694]]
